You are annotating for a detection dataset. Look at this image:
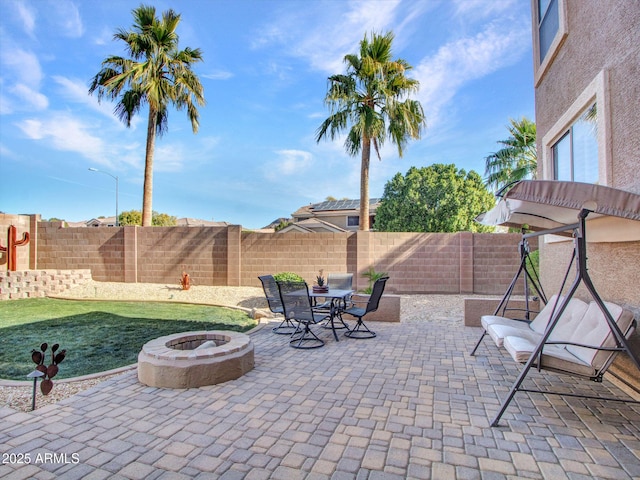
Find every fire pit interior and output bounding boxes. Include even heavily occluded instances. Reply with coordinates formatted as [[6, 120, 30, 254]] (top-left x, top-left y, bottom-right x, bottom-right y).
[[138, 331, 254, 389]]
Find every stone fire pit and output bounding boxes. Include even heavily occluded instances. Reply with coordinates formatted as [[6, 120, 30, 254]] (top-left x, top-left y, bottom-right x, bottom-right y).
[[138, 331, 254, 389]]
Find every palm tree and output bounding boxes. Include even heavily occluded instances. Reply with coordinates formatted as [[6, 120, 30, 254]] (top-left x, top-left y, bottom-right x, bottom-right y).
[[484, 117, 537, 194], [89, 5, 205, 226], [316, 31, 426, 231]]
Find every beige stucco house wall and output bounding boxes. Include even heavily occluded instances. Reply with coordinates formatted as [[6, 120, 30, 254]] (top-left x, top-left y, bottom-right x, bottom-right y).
[[531, 0, 640, 393]]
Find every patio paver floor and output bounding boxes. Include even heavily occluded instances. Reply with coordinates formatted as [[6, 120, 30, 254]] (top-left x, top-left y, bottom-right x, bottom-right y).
[[1, 301, 639, 479]]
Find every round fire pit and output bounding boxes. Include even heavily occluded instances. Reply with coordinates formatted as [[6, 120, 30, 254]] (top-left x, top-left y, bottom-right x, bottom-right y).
[[138, 331, 254, 388]]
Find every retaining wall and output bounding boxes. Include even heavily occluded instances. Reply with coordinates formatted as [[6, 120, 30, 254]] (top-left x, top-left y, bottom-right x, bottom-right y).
[[0, 269, 92, 300]]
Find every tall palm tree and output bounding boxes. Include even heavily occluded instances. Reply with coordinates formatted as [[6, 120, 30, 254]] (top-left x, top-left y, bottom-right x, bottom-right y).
[[89, 5, 205, 226], [484, 117, 537, 194], [316, 31, 426, 231]]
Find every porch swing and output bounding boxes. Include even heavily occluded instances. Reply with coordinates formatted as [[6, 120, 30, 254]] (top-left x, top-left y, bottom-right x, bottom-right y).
[[472, 180, 640, 427]]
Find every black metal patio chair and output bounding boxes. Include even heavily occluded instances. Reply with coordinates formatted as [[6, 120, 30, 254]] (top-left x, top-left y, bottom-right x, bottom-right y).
[[258, 275, 296, 335], [277, 280, 329, 349], [342, 276, 389, 339]]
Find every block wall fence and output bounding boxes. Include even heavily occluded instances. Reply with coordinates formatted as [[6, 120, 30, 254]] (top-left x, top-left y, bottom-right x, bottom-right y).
[[1, 215, 526, 295]]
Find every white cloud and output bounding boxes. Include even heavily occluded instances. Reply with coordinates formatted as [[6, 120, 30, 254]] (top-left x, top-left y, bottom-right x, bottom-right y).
[[202, 70, 234, 80], [264, 149, 313, 179], [10, 83, 48, 110], [452, 0, 517, 18], [253, 0, 404, 74], [1, 48, 43, 88], [49, 0, 84, 38], [12, 0, 36, 37], [413, 18, 530, 128], [92, 26, 113, 46], [154, 144, 186, 173], [16, 113, 104, 162]]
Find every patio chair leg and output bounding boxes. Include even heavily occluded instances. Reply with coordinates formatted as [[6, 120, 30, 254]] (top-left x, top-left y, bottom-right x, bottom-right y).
[[290, 323, 325, 349], [344, 319, 376, 339], [272, 318, 297, 335]]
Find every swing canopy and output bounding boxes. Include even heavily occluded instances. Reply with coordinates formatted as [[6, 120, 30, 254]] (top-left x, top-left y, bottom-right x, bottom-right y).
[[476, 180, 640, 241]]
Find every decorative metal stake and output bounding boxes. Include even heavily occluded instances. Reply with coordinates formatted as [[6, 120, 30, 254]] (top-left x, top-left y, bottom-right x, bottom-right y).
[[27, 370, 44, 411]]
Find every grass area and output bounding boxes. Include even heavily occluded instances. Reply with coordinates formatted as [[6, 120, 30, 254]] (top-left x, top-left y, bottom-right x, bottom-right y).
[[0, 298, 257, 380]]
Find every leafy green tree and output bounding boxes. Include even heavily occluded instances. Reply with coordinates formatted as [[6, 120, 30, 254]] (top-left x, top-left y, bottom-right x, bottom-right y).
[[316, 31, 426, 231], [89, 5, 205, 227], [484, 117, 537, 193], [152, 212, 177, 226], [118, 210, 142, 226], [375, 164, 495, 233], [118, 210, 176, 226]]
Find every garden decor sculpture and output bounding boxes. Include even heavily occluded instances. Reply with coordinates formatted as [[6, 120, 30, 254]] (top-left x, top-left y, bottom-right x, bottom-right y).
[[180, 271, 191, 290], [0, 225, 30, 271], [31, 343, 66, 396]]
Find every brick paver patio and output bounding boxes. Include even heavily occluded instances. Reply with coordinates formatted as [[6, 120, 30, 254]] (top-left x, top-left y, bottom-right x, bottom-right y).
[[1, 309, 639, 479]]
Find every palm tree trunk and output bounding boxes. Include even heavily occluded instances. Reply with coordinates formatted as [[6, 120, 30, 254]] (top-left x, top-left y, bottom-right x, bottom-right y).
[[142, 108, 157, 227], [360, 136, 371, 231]]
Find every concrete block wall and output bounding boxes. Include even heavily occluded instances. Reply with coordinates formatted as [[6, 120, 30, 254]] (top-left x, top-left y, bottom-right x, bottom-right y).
[[37, 222, 125, 282], [136, 226, 229, 286], [0, 269, 92, 300], [30, 221, 526, 294], [472, 233, 524, 295], [241, 232, 353, 287], [367, 232, 463, 293]]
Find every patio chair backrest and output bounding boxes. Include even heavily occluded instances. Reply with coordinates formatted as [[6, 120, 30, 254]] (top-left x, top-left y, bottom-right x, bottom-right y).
[[366, 277, 389, 314], [258, 275, 283, 314], [277, 280, 315, 323], [328, 273, 353, 290]]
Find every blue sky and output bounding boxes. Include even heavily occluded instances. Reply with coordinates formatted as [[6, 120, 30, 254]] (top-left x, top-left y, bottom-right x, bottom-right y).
[[0, 0, 534, 229]]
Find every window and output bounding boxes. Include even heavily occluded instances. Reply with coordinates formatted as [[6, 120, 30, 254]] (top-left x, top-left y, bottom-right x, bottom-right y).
[[542, 71, 610, 186], [552, 104, 598, 183], [538, 0, 559, 63], [533, 0, 567, 85], [347, 216, 359, 227]]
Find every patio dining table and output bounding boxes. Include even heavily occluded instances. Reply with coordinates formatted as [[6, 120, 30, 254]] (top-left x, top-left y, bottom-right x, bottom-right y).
[[307, 288, 353, 341]]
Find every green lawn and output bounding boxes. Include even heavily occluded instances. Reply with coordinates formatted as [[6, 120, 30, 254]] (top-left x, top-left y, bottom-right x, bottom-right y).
[[0, 298, 257, 380]]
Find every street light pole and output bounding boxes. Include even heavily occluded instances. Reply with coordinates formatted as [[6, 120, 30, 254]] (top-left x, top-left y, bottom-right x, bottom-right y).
[[88, 168, 119, 226]]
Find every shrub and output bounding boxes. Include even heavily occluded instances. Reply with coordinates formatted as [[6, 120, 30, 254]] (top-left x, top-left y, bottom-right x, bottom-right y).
[[273, 272, 305, 283]]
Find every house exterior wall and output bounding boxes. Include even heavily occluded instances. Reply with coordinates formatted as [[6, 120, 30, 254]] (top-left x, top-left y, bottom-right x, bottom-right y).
[[532, 0, 640, 393]]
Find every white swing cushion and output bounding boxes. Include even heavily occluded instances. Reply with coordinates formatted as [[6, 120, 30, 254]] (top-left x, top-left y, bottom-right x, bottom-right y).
[[481, 294, 561, 332], [503, 301, 636, 377], [566, 302, 635, 370], [503, 335, 595, 377], [486, 296, 589, 348]]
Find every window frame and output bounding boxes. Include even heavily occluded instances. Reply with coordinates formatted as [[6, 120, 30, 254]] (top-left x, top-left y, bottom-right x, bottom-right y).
[[532, 0, 568, 86], [542, 70, 612, 186], [347, 216, 359, 227]]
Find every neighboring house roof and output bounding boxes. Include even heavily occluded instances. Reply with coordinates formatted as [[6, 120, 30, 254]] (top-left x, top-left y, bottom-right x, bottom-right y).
[[70, 217, 227, 227], [175, 218, 229, 227], [277, 218, 347, 234], [85, 217, 117, 227], [292, 198, 381, 218]]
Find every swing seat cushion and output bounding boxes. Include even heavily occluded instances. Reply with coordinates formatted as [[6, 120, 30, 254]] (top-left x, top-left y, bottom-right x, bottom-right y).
[[503, 301, 636, 377], [485, 295, 590, 348], [481, 294, 563, 344]]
